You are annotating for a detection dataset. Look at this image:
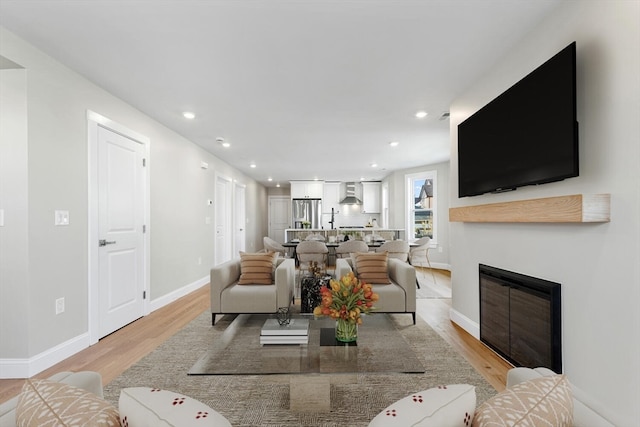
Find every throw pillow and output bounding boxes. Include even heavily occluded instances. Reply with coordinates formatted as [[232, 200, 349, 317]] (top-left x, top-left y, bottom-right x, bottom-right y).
[[354, 251, 391, 284], [119, 387, 231, 427], [238, 251, 277, 285], [16, 379, 120, 427], [472, 374, 573, 427], [368, 384, 476, 427]]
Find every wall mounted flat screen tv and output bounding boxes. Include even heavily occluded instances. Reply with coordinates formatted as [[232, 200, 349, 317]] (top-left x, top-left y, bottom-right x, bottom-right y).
[[458, 42, 578, 198]]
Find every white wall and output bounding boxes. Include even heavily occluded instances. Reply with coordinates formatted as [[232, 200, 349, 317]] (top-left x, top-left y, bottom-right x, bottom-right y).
[[0, 68, 29, 358], [449, 2, 639, 425], [0, 27, 267, 372]]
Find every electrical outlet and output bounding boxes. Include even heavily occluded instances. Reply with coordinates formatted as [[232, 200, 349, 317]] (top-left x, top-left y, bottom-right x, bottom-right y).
[[55, 210, 70, 226], [55, 297, 65, 315], [438, 246, 443, 253]]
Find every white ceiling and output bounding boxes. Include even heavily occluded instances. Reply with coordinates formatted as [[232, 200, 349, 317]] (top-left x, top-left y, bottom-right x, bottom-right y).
[[0, 0, 561, 187]]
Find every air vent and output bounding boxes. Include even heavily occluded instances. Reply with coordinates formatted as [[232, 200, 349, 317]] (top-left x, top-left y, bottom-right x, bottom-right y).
[[439, 112, 450, 121]]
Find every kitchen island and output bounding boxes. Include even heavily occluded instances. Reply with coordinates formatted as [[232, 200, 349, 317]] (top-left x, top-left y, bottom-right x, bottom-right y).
[[284, 228, 405, 243]]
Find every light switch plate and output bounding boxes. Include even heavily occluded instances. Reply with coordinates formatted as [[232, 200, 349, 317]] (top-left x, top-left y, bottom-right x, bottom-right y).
[[55, 210, 70, 226], [0, 209, 4, 227]]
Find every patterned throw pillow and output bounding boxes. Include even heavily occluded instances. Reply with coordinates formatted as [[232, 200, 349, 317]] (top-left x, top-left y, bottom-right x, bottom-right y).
[[16, 379, 120, 427], [119, 387, 231, 427], [472, 374, 573, 427], [238, 251, 277, 285], [354, 251, 391, 284], [369, 384, 476, 427]]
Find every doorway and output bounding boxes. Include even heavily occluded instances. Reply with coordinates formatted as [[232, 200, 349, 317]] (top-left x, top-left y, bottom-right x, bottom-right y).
[[88, 111, 150, 344], [268, 196, 290, 243]]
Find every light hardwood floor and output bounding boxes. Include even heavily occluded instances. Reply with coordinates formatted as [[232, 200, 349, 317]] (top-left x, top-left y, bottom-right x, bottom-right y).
[[0, 268, 512, 403]]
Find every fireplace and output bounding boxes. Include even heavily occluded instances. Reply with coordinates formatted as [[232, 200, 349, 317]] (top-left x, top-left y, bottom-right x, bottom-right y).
[[479, 264, 562, 373]]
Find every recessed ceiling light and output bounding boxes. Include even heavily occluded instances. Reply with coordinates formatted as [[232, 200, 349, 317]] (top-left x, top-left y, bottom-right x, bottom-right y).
[[276, 183, 281, 188], [250, 163, 256, 168], [415, 111, 428, 119], [183, 111, 195, 119], [268, 177, 273, 182], [371, 163, 378, 168], [389, 141, 399, 147], [216, 137, 230, 148]]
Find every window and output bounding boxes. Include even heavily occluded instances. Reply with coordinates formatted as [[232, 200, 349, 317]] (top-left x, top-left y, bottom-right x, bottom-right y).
[[406, 171, 436, 242]]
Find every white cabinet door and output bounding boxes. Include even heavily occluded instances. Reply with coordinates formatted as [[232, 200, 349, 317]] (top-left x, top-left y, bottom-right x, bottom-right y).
[[290, 182, 306, 199], [306, 181, 324, 198], [323, 182, 341, 213], [290, 180, 324, 198], [362, 182, 381, 213]]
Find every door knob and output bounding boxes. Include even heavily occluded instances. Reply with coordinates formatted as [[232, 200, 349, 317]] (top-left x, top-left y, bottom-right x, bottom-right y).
[[99, 239, 116, 247]]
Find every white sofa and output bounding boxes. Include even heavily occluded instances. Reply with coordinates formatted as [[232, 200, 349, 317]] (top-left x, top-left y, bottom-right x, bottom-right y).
[[336, 257, 416, 324], [210, 257, 295, 325], [507, 367, 614, 427]]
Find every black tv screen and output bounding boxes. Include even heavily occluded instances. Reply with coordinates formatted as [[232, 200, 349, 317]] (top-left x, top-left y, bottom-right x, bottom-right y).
[[458, 42, 578, 198]]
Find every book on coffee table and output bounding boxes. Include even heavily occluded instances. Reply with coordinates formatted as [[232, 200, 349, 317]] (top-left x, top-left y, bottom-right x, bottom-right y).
[[260, 335, 309, 345], [261, 319, 309, 336], [260, 319, 309, 345]]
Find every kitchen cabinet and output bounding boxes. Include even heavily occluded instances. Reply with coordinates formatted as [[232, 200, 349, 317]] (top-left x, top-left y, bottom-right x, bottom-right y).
[[290, 180, 324, 199], [322, 182, 341, 213], [361, 182, 381, 213]]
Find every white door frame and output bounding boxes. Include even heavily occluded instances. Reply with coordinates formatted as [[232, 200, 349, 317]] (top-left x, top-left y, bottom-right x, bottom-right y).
[[87, 111, 150, 345], [214, 173, 233, 265], [233, 182, 246, 255]]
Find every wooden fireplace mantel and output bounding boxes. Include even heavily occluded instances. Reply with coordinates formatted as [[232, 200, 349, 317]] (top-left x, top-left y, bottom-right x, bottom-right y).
[[449, 194, 610, 223]]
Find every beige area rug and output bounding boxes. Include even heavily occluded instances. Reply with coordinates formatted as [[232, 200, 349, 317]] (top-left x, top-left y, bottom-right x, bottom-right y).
[[103, 310, 495, 426]]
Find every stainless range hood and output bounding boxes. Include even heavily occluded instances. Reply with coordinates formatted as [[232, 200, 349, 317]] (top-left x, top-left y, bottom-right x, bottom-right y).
[[339, 182, 362, 205]]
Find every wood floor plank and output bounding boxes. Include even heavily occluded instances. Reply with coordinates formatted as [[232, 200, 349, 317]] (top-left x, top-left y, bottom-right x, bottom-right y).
[[1, 271, 511, 403]]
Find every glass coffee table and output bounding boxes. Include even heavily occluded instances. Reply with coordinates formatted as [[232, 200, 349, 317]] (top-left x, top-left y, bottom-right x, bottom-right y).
[[189, 312, 424, 375]]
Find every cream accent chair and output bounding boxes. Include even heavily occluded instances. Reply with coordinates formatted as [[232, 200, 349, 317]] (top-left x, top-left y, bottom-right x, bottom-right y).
[[409, 236, 437, 284], [210, 257, 295, 325], [336, 257, 416, 324], [263, 236, 287, 258], [296, 240, 329, 281], [335, 239, 369, 259], [376, 240, 410, 262]]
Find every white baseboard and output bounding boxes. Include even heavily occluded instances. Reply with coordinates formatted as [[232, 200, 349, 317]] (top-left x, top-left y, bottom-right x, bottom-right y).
[[431, 262, 450, 271], [0, 275, 210, 379], [149, 275, 209, 312], [449, 307, 479, 339], [0, 333, 90, 379]]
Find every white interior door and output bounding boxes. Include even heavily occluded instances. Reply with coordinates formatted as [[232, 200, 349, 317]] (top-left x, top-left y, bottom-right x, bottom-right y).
[[215, 174, 232, 265], [234, 183, 246, 254], [269, 196, 291, 243], [97, 126, 145, 338]]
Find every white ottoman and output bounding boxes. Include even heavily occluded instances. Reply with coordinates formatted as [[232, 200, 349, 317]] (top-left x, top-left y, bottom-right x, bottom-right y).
[[119, 387, 231, 427]]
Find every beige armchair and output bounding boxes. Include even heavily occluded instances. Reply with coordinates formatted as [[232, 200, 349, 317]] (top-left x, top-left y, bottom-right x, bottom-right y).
[[336, 257, 416, 324], [210, 257, 295, 325]]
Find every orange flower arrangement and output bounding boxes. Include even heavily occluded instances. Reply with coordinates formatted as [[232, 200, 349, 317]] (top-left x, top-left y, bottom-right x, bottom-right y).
[[313, 272, 379, 342]]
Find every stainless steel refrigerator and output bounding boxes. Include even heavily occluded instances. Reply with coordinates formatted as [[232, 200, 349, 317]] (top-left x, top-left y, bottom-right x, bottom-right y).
[[292, 199, 322, 229]]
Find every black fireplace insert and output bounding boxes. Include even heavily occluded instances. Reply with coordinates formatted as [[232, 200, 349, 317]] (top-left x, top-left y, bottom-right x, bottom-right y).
[[479, 264, 562, 373]]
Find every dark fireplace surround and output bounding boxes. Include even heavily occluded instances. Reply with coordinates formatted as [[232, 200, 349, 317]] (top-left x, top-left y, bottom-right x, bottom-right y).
[[479, 264, 562, 373]]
